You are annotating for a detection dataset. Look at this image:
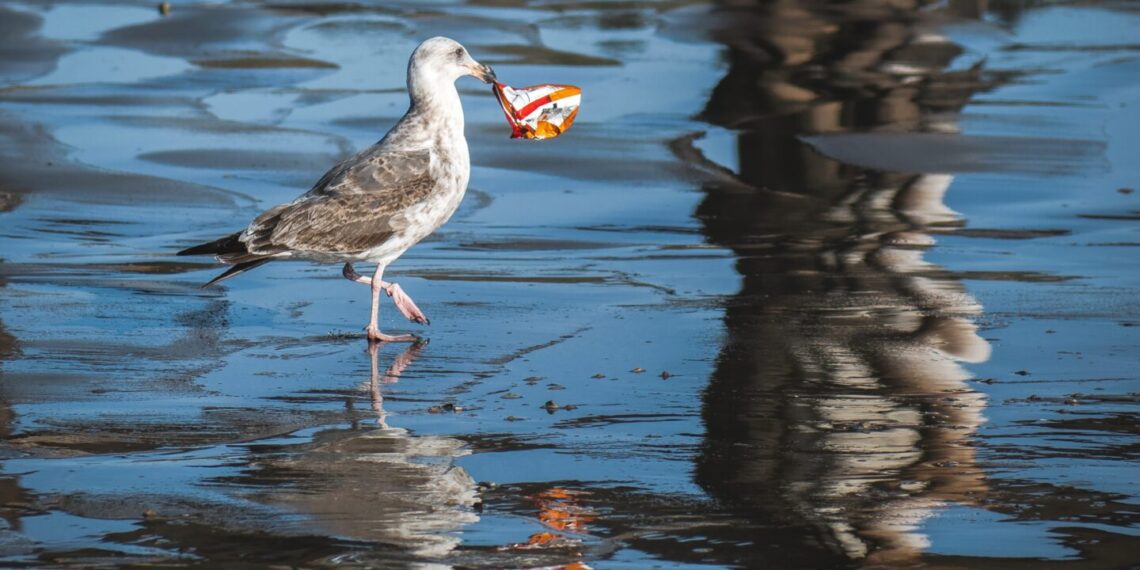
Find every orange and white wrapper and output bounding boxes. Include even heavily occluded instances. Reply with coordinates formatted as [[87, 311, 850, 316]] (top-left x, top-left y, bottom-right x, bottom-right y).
[[492, 81, 581, 140]]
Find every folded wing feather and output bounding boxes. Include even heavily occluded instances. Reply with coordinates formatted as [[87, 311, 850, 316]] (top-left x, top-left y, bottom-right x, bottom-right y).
[[230, 147, 436, 260]]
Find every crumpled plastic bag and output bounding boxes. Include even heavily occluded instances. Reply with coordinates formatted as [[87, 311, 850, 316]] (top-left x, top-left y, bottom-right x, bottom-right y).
[[492, 81, 581, 140]]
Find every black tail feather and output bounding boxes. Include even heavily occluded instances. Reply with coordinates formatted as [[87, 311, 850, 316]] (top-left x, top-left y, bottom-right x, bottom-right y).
[[178, 231, 245, 256], [203, 258, 272, 288]]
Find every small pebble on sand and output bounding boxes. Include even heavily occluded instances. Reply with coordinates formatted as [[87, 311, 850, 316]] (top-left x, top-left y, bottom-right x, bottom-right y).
[[542, 400, 578, 412]]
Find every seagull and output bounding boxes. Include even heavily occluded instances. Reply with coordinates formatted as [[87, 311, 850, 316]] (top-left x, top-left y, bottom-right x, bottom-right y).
[[178, 37, 495, 342]]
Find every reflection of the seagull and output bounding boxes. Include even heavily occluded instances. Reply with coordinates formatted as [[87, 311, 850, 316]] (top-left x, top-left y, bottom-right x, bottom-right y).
[[688, 0, 995, 564], [256, 341, 478, 560], [365, 340, 426, 430]]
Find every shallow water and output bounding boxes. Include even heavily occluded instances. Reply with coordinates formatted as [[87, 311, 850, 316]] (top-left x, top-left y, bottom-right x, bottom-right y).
[[0, 0, 1138, 568]]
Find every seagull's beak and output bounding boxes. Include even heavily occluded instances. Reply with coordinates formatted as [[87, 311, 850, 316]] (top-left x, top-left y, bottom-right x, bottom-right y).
[[468, 61, 496, 84]]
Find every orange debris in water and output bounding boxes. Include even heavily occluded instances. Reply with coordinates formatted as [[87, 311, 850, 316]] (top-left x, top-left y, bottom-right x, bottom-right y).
[[492, 81, 582, 140]]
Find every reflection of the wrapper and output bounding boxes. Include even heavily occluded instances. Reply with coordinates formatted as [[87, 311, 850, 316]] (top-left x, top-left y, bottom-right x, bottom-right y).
[[499, 488, 595, 570], [690, 0, 995, 563], [256, 341, 478, 559]]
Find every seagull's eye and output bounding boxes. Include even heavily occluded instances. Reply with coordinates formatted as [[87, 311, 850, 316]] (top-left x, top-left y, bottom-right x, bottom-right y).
[[453, 48, 464, 59]]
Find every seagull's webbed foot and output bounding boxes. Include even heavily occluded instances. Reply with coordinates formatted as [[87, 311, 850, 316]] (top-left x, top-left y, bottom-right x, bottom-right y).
[[384, 283, 430, 325], [365, 325, 419, 343]]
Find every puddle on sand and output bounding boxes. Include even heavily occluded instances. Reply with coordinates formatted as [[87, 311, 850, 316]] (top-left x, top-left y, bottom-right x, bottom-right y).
[[1, 0, 1138, 568]]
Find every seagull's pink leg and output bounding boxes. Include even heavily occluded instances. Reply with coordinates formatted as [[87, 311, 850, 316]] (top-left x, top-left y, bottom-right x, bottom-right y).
[[384, 283, 429, 326], [342, 263, 430, 326], [345, 263, 417, 343]]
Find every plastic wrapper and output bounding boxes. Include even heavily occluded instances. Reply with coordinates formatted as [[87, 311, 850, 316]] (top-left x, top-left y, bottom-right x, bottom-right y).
[[492, 81, 581, 140]]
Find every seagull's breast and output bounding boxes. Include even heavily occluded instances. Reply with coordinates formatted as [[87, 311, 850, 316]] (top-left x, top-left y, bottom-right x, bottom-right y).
[[359, 125, 470, 265], [415, 130, 470, 233]]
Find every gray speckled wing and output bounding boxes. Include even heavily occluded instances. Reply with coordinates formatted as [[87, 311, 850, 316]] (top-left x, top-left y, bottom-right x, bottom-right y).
[[236, 147, 437, 257], [310, 146, 432, 197]]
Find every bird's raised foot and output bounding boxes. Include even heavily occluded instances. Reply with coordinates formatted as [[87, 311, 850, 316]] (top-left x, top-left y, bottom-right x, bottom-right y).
[[384, 283, 430, 325], [365, 326, 419, 343]]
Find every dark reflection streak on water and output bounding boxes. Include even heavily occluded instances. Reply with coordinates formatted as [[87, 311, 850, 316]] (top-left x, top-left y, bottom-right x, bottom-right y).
[[0, 5, 34, 518], [0, 275, 34, 538], [680, 0, 999, 566]]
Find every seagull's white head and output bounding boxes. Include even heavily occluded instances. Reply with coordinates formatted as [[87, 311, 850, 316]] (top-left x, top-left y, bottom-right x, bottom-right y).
[[407, 37, 496, 92]]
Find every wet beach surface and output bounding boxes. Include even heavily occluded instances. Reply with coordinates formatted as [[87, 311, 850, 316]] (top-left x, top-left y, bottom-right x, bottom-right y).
[[0, 0, 1138, 567]]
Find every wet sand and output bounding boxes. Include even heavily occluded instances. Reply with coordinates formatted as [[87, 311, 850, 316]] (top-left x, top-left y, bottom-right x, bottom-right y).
[[1, 0, 1138, 568]]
